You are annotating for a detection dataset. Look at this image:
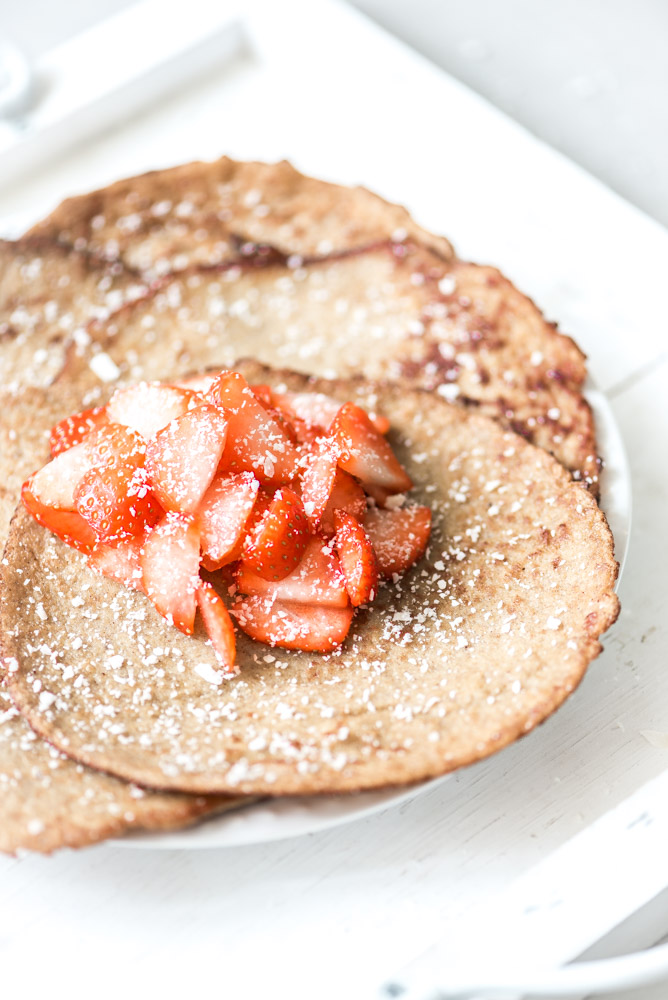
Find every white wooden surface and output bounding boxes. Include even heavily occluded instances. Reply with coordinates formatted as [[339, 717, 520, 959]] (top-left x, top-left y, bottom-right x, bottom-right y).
[[1, 2, 668, 996]]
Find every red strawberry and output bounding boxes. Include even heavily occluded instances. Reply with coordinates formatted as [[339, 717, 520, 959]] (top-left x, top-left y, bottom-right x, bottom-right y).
[[106, 382, 197, 439], [330, 402, 412, 499], [249, 383, 275, 408], [231, 594, 354, 652], [272, 391, 341, 433], [141, 513, 201, 633], [88, 535, 146, 591], [236, 536, 348, 607], [242, 486, 309, 581], [75, 463, 160, 545], [333, 510, 379, 606], [370, 413, 391, 435], [196, 581, 237, 674], [25, 437, 98, 511], [88, 423, 148, 467], [49, 406, 110, 457], [71, 424, 159, 545], [208, 371, 299, 484], [319, 470, 367, 537], [145, 403, 229, 514], [364, 505, 432, 578], [298, 436, 339, 530], [21, 481, 96, 552], [197, 471, 260, 569], [170, 372, 220, 395], [274, 392, 390, 435]]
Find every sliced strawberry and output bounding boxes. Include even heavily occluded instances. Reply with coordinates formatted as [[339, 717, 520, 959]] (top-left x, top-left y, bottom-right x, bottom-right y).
[[319, 470, 367, 537], [21, 481, 96, 552], [196, 581, 237, 674], [170, 372, 219, 395], [298, 436, 339, 530], [107, 382, 197, 440], [197, 471, 260, 569], [273, 391, 341, 433], [274, 392, 390, 436], [145, 403, 229, 514], [88, 423, 148, 469], [88, 535, 146, 591], [74, 464, 160, 545], [249, 383, 275, 408], [49, 406, 110, 457], [208, 371, 299, 484], [370, 413, 391, 435], [242, 486, 309, 581], [333, 510, 379, 607], [141, 513, 200, 633], [330, 402, 412, 499], [236, 536, 348, 607], [364, 505, 432, 578], [231, 594, 354, 652], [25, 438, 97, 511]]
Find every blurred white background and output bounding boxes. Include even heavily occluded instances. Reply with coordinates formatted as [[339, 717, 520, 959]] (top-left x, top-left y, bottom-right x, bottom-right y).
[[2, 0, 667, 227]]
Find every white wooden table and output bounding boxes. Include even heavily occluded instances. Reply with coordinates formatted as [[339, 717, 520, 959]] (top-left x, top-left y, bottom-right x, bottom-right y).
[[1, 2, 667, 996]]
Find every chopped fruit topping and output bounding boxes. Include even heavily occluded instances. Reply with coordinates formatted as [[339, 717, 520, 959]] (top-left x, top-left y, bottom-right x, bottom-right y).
[[273, 391, 341, 432], [21, 481, 97, 552], [275, 391, 392, 437], [370, 413, 391, 435], [249, 383, 275, 408], [232, 595, 355, 652], [196, 582, 237, 674], [88, 423, 148, 468], [209, 371, 299, 484], [319, 470, 367, 537], [145, 403, 229, 514], [364, 506, 432, 578], [141, 513, 201, 634], [197, 472, 260, 569], [49, 406, 110, 457], [299, 436, 340, 530], [23, 368, 430, 671], [171, 372, 219, 394], [330, 402, 413, 499], [75, 462, 160, 545], [242, 487, 310, 581], [88, 536, 146, 591], [72, 425, 159, 544], [334, 510, 379, 606], [25, 438, 97, 511], [237, 536, 349, 607], [107, 382, 196, 440]]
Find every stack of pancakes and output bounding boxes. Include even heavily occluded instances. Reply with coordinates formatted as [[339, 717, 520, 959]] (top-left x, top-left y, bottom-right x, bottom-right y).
[[0, 159, 618, 853]]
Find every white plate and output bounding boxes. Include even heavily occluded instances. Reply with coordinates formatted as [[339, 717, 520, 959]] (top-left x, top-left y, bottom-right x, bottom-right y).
[[119, 385, 631, 850]]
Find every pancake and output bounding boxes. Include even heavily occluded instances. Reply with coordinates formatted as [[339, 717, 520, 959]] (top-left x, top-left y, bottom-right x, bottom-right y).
[[25, 157, 454, 276], [10, 158, 597, 487], [0, 689, 242, 855], [1, 362, 619, 796], [0, 238, 149, 391], [66, 240, 597, 489]]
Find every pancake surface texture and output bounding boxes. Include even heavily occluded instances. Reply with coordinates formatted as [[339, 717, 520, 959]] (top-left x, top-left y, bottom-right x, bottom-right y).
[[0, 689, 240, 855], [2, 365, 619, 795]]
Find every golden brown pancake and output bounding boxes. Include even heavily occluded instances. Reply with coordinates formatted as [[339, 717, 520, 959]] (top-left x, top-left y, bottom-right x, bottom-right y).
[[6, 158, 597, 487], [1, 362, 619, 796], [0, 689, 243, 855]]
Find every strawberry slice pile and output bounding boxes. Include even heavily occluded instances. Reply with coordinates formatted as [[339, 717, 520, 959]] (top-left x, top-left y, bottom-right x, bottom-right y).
[[22, 371, 432, 672]]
